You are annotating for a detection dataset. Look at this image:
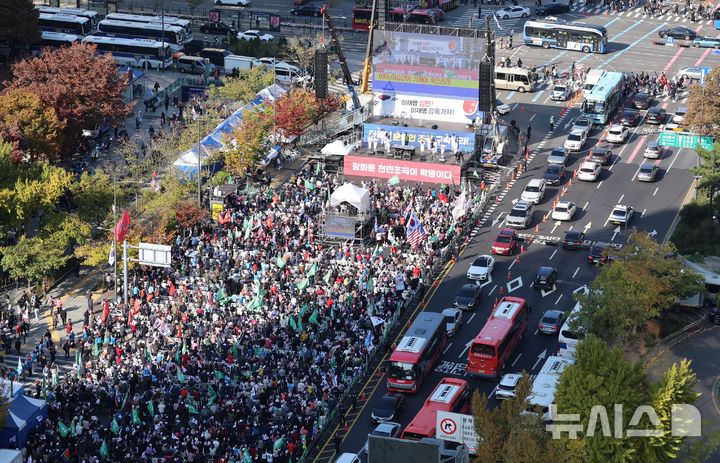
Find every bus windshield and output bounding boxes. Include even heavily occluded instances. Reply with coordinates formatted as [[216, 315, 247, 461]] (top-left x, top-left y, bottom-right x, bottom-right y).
[[388, 361, 415, 380], [584, 100, 606, 115]]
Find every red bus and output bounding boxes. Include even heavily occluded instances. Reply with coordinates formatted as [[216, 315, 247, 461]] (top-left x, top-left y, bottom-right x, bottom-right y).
[[352, 6, 377, 30], [401, 378, 471, 440], [467, 296, 529, 379], [387, 312, 446, 393]]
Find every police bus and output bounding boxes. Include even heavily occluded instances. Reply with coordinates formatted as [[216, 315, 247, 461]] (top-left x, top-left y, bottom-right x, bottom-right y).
[[82, 36, 173, 70]]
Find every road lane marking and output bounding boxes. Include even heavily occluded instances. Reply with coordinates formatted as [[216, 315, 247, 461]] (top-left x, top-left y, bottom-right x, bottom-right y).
[[555, 294, 563, 304], [583, 201, 589, 210], [549, 249, 557, 260], [662, 25, 703, 72], [488, 284, 497, 296], [653, 186, 659, 196], [596, 180, 604, 189], [618, 194, 624, 203], [642, 208, 646, 217], [532, 91, 544, 102], [598, 23, 669, 68], [509, 258, 517, 270], [468, 312, 476, 324], [625, 136, 647, 164], [443, 343, 453, 355], [572, 266, 580, 278], [511, 354, 522, 367]]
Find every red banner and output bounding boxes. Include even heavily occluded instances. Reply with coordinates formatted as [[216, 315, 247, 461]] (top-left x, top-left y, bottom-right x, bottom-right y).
[[344, 155, 461, 185]]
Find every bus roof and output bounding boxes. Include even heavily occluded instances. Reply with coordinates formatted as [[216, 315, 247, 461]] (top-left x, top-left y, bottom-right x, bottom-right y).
[[82, 35, 168, 48], [528, 373, 560, 407], [472, 297, 526, 347], [491, 298, 525, 320], [390, 312, 444, 362], [428, 383, 461, 404], [39, 13, 89, 24], [538, 355, 574, 376], [98, 19, 183, 32], [41, 31, 82, 41], [526, 18, 606, 33], [586, 71, 624, 101], [404, 379, 468, 437], [37, 6, 98, 16]]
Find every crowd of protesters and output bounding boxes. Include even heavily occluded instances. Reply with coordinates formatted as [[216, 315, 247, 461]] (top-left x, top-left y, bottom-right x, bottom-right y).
[[11, 167, 471, 463]]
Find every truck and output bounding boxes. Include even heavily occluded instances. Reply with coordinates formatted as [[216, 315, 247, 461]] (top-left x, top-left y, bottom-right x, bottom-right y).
[[582, 69, 605, 97], [477, 124, 509, 165], [224, 55, 254, 74]]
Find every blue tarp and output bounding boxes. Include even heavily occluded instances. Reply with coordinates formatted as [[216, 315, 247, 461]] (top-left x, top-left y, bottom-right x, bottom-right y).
[[0, 395, 47, 448]]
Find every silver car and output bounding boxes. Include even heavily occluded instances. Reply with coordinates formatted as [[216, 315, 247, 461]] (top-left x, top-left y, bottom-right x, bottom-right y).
[[442, 308, 463, 337]]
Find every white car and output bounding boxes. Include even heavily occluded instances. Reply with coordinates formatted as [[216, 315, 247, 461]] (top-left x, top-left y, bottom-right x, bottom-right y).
[[520, 178, 546, 204], [564, 129, 587, 152], [672, 106, 687, 124], [577, 161, 601, 182], [364, 422, 401, 453], [677, 66, 703, 81], [495, 6, 530, 18], [467, 254, 495, 280], [442, 308, 463, 337], [496, 99, 510, 115], [606, 124, 629, 144], [608, 205, 634, 225], [237, 30, 274, 41], [570, 115, 592, 136], [495, 373, 522, 400], [216, 0, 250, 5], [552, 201, 577, 221]]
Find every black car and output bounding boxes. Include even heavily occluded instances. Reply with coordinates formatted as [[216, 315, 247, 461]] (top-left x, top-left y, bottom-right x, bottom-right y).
[[562, 230, 585, 249], [587, 243, 613, 265], [455, 284, 481, 310], [199, 21, 237, 35], [533, 266, 558, 290], [536, 2, 570, 15], [370, 394, 404, 424], [646, 107, 666, 124], [658, 27, 697, 41], [632, 92, 650, 110], [619, 109, 641, 127], [291, 4, 322, 15], [543, 164, 566, 186], [589, 146, 612, 165]]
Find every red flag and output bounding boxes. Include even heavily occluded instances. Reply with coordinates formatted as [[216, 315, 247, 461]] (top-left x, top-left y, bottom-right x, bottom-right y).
[[224, 210, 232, 224], [101, 301, 110, 324], [115, 210, 131, 243], [169, 281, 176, 296], [128, 308, 134, 327]]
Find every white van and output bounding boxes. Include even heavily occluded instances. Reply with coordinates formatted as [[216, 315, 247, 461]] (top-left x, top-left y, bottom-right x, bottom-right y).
[[274, 62, 304, 83], [582, 69, 605, 97], [675, 259, 720, 309], [176, 55, 215, 75], [224, 54, 254, 73], [494, 66, 535, 92]]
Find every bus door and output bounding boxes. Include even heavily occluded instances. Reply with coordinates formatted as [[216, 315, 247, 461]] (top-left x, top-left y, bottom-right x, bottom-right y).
[[557, 30, 568, 49]]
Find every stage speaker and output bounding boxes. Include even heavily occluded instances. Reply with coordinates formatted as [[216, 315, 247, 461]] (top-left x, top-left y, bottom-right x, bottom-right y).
[[378, 0, 386, 28], [478, 61, 494, 112], [315, 49, 328, 100]]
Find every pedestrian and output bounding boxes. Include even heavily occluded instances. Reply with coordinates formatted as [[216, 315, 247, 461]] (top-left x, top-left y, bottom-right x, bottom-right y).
[[333, 434, 341, 455], [478, 5, 482, 17], [87, 292, 93, 313], [173, 95, 179, 107], [74, 263, 80, 278], [154, 81, 160, 94], [60, 307, 67, 326], [160, 111, 166, 127], [517, 58, 523, 68], [14, 338, 20, 355], [549, 115, 555, 131], [66, 322, 71, 335], [164, 95, 169, 111], [63, 341, 70, 358], [527, 124, 532, 141]]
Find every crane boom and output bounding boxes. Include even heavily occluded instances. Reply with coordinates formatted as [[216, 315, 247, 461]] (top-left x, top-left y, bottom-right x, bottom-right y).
[[360, 0, 377, 94], [320, 4, 360, 109]]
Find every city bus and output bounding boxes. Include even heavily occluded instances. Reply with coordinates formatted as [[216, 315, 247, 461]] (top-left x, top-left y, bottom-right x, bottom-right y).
[[401, 378, 471, 440], [525, 356, 575, 420], [557, 302, 584, 358], [583, 71, 624, 125], [105, 12, 193, 39], [522, 19, 608, 54], [95, 19, 189, 51], [352, 6, 377, 30], [467, 297, 529, 379], [82, 36, 172, 70], [387, 312, 446, 393], [36, 6, 99, 28], [38, 13, 92, 35]]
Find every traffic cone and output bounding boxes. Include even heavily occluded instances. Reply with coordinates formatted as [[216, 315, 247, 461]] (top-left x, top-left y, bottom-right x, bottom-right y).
[[499, 287, 504, 295], [507, 271, 512, 279], [605, 9, 609, 14], [573, 170, 578, 178], [516, 256, 520, 264], [521, 106, 525, 113], [344, 422, 348, 431], [569, 178, 573, 186], [521, 244, 525, 253], [542, 214, 547, 222], [561, 187, 567, 196], [362, 393, 366, 401], [506, 182, 510, 189], [378, 369, 382, 377], [527, 235, 533, 243], [535, 224, 540, 232], [495, 196, 499, 203], [494, 298, 498, 308], [512, 171, 516, 180], [518, 165, 523, 174]]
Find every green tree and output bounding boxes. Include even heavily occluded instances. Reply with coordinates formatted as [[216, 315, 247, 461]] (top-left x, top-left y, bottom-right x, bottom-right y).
[[207, 66, 275, 105], [1, 235, 69, 289], [0, 0, 40, 51], [575, 231, 704, 342], [472, 373, 575, 463], [0, 90, 66, 161], [68, 170, 115, 225]]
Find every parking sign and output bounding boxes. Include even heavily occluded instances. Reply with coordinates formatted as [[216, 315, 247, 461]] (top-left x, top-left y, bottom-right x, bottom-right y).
[[665, 36, 674, 45]]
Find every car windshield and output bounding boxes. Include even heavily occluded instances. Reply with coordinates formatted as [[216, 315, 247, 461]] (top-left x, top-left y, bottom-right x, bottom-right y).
[[609, 128, 622, 134], [497, 383, 515, 391], [376, 397, 396, 412], [584, 100, 606, 115], [496, 235, 512, 244], [546, 165, 561, 174], [568, 134, 582, 141], [509, 208, 527, 217], [612, 209, 625, 217], [445, 315, 456, 324], [640, 166, 654, 174], [551, 149, 565, 157], [635, 94, 647, 101], [554, 86, 566, 92], [580, 167, 594, 173], [590, 245, 606, 256], [574, 118, 589, 127], [525, 185, 541, 192], [473, 257, 490, 267], [459, 286, 476, 297], [388, 362, 414, 380], [555, 205, 568, 213]]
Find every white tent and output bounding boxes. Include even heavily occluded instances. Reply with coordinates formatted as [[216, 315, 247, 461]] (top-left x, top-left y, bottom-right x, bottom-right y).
[[321, 139, 353, 156], [329, 183, 371, 212], [256, 84, 288, 102]]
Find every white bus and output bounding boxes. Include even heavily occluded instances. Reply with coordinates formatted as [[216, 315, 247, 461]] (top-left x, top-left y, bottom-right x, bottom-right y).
[[38, 13, 92, 35], [82, 36, 172, 70], [557, 302, 584, 359], [36, 6, 99, 28], [37, 31, 82, 47], [525, 356, 575, 420], [104, 12, 193, 39], [95, 19, 189, 51]]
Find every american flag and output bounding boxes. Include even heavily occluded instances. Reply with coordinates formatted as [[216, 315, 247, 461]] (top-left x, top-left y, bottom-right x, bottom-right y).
[[406, 211, 426, 250]]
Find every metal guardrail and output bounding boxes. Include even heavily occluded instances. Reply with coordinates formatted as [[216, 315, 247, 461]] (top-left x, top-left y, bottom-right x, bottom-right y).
[[298, 100, 374, 146], [643, 316, 709, 361]]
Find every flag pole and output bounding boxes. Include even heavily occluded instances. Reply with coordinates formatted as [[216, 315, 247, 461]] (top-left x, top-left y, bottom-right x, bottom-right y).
[[123, 240, 128, 306], [113, 172, 118, 303]]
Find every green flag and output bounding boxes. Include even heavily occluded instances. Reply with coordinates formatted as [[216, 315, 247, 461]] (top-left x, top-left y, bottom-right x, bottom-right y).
[[273, 437, 286, 451], [70, 417, 76, 437], [144, 348, 153, 363], [307, 262, 317, 277], [304, 179, 315, 190], [369, 277, 375, 291], [99, 440, 109, 459], [182, 341, 188, 355], [214, 370, 224, 380], [297, 316, 303, 333], [93, 342, 100, 356], [175, 348, 180, 364], [289, 316, 298, 332], [299, 303, 308, 317], [316, 162, 322, 175], [208, 383, 217, 399], [147, 401, 155, 417], [177, 366, 185, 383], [207, 394, 216, 407], [189, 404, 200, 415], [58, 420, 70, 438], [244, 226, 251, 240], [297, 278, 309, 291], [309, 309, 319, 325], [323, 270, 332, 284], [276, 256, 286, 268], [232, 343, 239, 359], [132, 407, 141, 425], [473, 170, 479, 178], [387, 175, 400, 185], [267, 187, 273, 199], [120, 390, 129, 411], [111, 417, 120, 436], [244, 448, 253, 463], [247, 295, 262, 312]]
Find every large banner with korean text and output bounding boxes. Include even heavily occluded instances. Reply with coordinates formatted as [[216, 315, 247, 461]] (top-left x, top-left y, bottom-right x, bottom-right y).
[[344, 155, 461, 185], [373, 93, 483, 124], [363, 123, 475, 152]]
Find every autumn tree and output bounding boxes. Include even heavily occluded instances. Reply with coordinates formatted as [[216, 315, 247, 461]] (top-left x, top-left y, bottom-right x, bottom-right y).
[[472, 372, 575, 463], [684, 66, 720, 141], [223, 106, 273, 176], [0, 0, 40, 52], [286, 35, 325, 73], [274, 88, 321, 138], [0, 90, 65, 162], [574, 231, 704, 342], [5, 42, 132, 148], [207, 66, 275, 105], [175, 202, 209, 230]]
